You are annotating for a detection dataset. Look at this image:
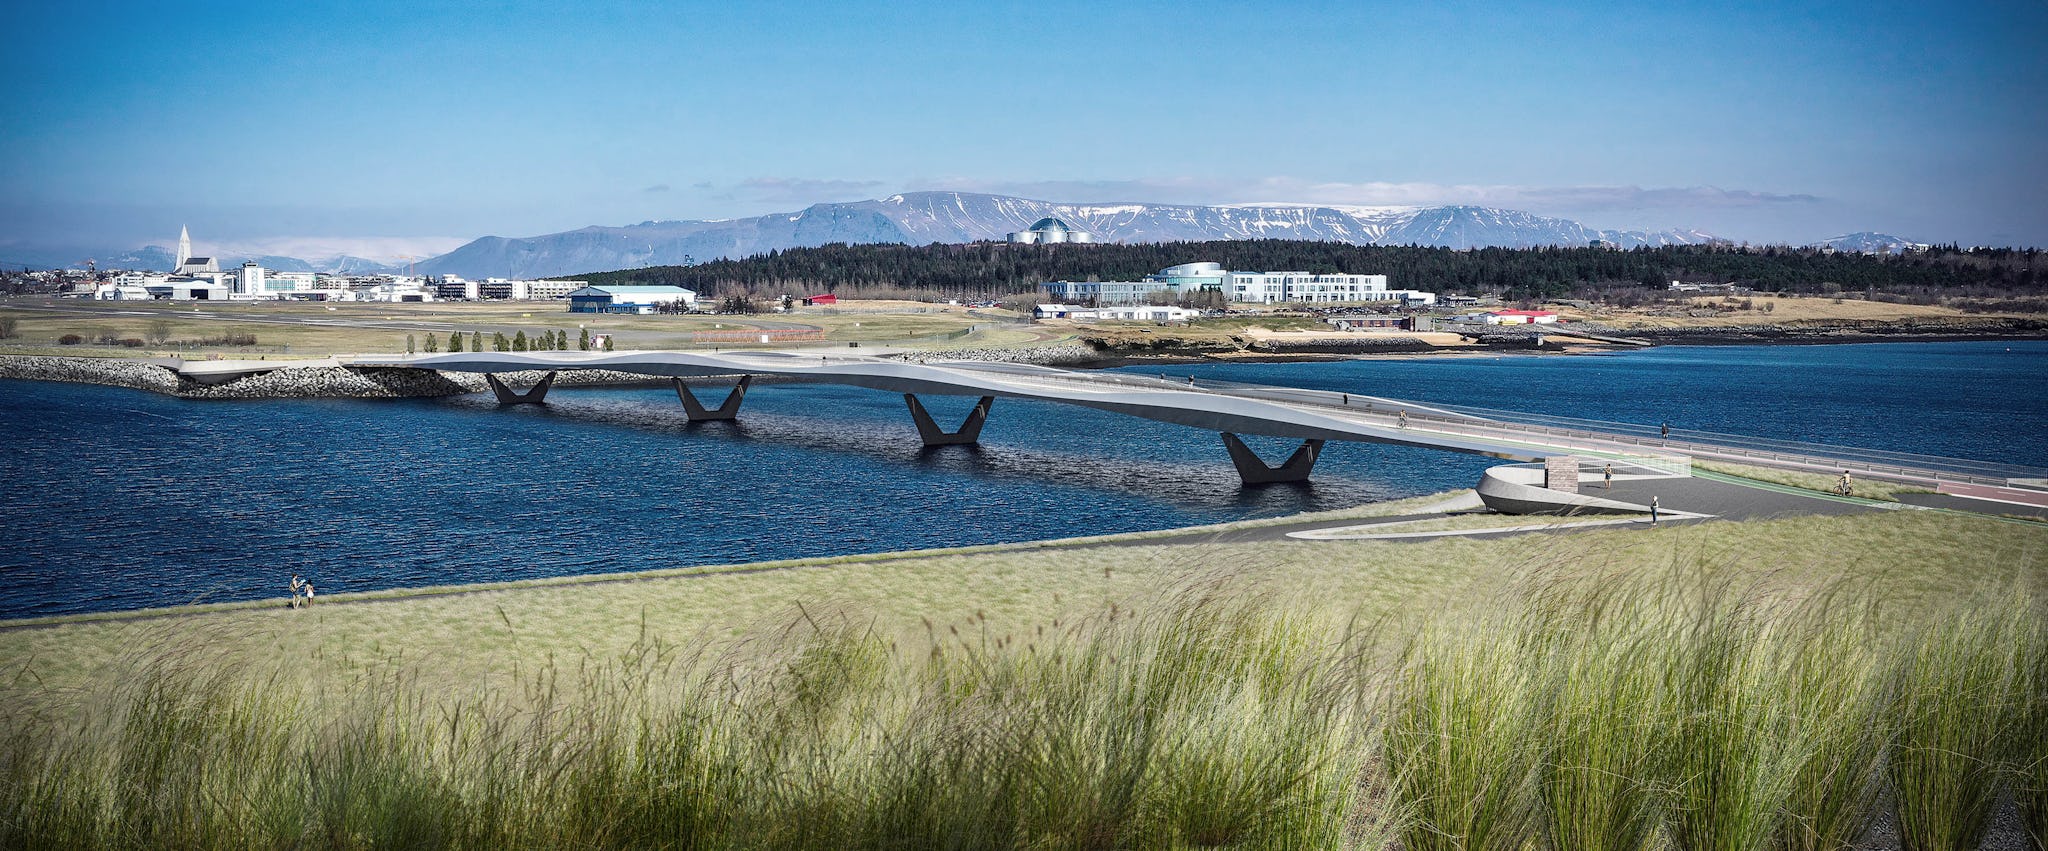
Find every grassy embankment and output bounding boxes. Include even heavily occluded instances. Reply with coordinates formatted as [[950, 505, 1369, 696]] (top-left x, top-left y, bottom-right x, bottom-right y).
[[1567, 294, 2041, 330], [0, 300, 1055, 360], [1694, 459, 1936, 502], [2, 509, 2043, 848]]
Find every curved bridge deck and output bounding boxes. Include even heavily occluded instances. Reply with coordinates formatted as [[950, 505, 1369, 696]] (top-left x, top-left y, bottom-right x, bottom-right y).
[[346, 349, 1684, 467], [331, 349, 2048, 498]]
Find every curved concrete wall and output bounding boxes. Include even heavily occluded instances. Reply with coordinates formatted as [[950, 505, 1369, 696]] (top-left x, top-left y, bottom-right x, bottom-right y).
[[1476, 464, 1653, 515]]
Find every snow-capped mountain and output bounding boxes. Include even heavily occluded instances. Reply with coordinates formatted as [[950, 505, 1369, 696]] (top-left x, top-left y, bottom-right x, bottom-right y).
[[417, 192, 1726, 280], [73, 247, 398, 274], [1814, 232, 1927, 254]]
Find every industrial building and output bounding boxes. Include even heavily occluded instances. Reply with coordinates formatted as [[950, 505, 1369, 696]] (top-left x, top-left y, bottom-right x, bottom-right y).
[[567, 285, 698, 314], [1008, 217, 1093, 245], [1041, 261, 1436, 306]]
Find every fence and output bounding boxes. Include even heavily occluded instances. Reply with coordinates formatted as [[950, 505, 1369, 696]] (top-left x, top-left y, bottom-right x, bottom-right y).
[[944, 364, 2039, 489]]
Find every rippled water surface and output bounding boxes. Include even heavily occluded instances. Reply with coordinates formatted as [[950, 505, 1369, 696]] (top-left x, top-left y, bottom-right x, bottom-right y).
[[3, 340, 2042, 617]]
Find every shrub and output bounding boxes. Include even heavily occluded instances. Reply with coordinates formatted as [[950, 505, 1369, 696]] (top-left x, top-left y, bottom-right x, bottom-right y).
[[57, 334, 82, 345], [117, 339, 144, 348]]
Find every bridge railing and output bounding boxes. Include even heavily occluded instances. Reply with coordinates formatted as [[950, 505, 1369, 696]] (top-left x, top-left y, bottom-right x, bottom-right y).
[[1175, 375, 2043, 488]]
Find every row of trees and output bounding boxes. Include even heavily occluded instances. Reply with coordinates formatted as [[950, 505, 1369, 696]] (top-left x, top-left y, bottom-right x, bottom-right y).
[[406, 328, 608, 355], [579, 241, 2047, 302]]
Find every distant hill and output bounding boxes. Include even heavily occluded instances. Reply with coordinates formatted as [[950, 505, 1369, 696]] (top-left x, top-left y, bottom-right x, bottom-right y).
[[587, 240, 2045, 301], [417, 192, 1726, 280], [1815, 232, 1929, 254]]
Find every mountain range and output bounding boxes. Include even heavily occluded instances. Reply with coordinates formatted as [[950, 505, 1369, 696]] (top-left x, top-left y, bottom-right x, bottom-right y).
[[414, 192, 1725, 280], [33, 192, 1938, 280], [22, 245, 402, 276], [1814, 232, 1929, 254]]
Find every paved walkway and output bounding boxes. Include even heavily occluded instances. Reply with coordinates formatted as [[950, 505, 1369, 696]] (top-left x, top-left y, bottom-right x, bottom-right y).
[[1102, 473, 1886, 547]]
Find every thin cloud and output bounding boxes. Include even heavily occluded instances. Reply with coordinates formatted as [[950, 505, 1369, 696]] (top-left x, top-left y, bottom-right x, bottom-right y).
[[211, 236, 470, 262], [643, 183, 671, 193], [733, 177, 887, 204], [919, 177, 1820, 211]]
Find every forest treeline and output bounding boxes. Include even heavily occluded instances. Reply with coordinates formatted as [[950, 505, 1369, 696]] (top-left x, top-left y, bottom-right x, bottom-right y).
[[580, 241, 2046, 302]]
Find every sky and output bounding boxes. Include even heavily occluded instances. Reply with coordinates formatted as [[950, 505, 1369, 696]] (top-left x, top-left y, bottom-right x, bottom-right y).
[[2, 0, 2043, 263]]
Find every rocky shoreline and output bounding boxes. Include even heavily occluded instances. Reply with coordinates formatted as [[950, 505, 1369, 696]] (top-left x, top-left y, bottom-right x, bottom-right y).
[[1082, 316, 2048, 363], [0, 355, 683, 400], [897, 344, 1099, 365], [3, 320, 2042, 399], [1613, 316, 2048, 345], [0, 345, 1104, 401]]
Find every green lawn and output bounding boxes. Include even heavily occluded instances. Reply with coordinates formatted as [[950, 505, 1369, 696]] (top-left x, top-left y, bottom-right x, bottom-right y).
[[1694, 459, 1935, 502]]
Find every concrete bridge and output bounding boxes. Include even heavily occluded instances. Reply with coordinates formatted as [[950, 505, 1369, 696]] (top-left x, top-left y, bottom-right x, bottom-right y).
[[257, 349, 2041, 515]]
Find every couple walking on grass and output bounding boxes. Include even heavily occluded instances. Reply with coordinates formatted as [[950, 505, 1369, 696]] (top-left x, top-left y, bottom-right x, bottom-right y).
[[288, 574, 317, 609]]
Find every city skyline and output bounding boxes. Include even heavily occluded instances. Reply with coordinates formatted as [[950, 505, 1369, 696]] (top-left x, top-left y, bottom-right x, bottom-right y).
[[3, 0, 2044, 262]]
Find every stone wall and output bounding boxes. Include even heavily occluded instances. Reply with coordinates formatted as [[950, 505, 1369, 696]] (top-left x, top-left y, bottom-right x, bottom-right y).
[[898, 345, 1100, 365], [0, 356, 677, 400]]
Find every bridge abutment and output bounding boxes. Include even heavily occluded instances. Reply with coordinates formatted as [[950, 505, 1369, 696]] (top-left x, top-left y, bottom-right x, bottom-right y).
[[676, 375, 751, 421], [905, 394, 994, 446], [486, 371, 557, 405], [1222, 432, 1324, 485]]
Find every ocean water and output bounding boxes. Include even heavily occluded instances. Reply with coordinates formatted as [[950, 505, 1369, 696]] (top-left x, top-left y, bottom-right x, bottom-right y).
[[2, 340, 2041, 617]]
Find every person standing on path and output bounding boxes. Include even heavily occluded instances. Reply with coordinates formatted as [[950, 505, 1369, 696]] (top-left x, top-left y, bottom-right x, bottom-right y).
[[1661, 422, 1670, 441], [302, 582, 315, 607], [288, 575, 304, 609], [1604, 463, 1614, 489], [1650, 495, 1660, 525]]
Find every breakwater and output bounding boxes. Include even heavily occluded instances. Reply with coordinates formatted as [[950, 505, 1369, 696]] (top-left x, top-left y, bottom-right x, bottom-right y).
[[0, 349, 1102, 400], [0, 355, 816, 400], [1616, 316, 2048, 345], [900, 344, 1099, 365]]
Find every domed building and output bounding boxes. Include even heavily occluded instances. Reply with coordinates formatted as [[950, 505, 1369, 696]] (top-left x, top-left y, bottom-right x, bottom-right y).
[[1008, 217, 1093, 245]]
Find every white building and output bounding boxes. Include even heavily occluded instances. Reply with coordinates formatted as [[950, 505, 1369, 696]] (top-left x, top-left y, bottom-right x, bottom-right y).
[[1035, 303, 1199, 322], [1042, 262, 1436, 306], [478, 278, 587, 300], [270, 271, 321, 294], [94, 281, 155, 300], [435, 275, 481, 300], [170, 226, 220, 276], [361, 278, 436, 302], [1008, 217, 1094, 245], [1449, 309, 1560, 325], [238, 262, 266, 296]]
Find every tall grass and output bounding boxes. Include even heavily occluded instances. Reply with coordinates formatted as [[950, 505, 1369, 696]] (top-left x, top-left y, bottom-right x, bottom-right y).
[[1526, 575, 1671, 851], [1888, 590, 2037, 851], [1771, 593, 1889, 851], [2, 563, 2043, 849], [2024, 603, 2048, 848]]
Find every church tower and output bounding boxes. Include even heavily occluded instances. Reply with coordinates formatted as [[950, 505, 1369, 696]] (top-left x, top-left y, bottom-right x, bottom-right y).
[[176, 225, 192, 269]]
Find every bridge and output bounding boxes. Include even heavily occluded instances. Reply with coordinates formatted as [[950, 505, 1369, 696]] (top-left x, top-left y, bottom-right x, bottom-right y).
[[270, 349, 2044, 516]]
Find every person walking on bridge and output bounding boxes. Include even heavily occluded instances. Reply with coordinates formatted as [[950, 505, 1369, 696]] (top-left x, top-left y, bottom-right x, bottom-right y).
[[1398, 409, 1408, 429]]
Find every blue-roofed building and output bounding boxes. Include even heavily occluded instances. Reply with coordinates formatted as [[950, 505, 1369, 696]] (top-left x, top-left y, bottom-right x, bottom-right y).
[[567, 285, 698, 314]]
